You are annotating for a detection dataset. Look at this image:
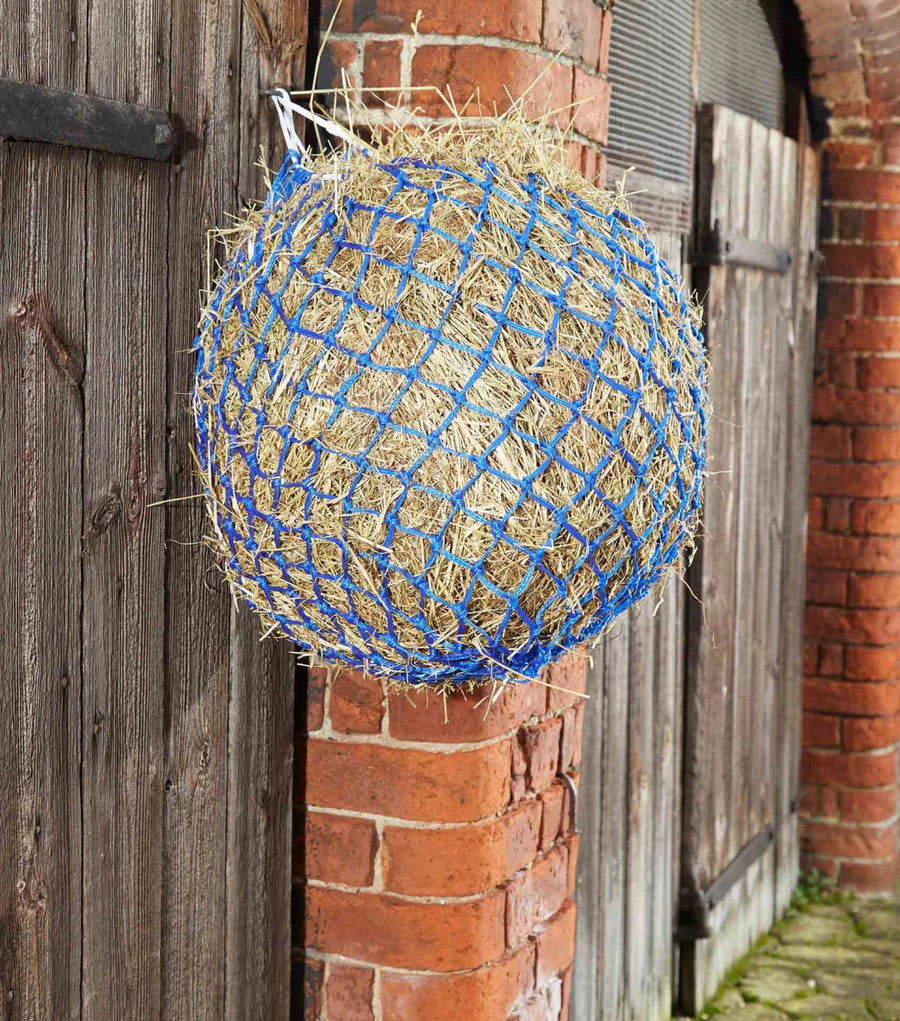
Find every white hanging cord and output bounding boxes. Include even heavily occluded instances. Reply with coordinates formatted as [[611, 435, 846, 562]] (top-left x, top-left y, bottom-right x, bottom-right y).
[[270, 87, 370, 157], [272, 87, 309, 158]]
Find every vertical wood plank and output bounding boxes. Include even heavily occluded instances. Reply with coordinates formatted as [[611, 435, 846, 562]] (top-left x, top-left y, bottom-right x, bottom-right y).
[[683, 105, 742, 901], [225, 623, 295, 1021], [651, 571, 683, 1017], [626, 605, 656, 1017], [572, 641, 605, 1019], [681, 103, 814, 1013], [776, 142, 820, 913], [599, 618, 630, 1020], [80, 1, 169, 1015], [0, 4, 308, 1019], [0, 4, 87, 1018], [0, 142, 86, 1021], [625, 604, 653, 1012], [224, 6, 307, 1018], [160, 3, 244, 1017], [762, 131, 793, 921], [738, 119, 771, 854]]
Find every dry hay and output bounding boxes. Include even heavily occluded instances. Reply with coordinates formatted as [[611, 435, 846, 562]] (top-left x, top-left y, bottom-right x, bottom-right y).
[[193, 113, 709, 688]]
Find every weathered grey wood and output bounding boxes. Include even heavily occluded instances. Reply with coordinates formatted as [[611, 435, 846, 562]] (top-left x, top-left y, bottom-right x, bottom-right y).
[[679, 104, 819, 1013], [764, 130, 794, 923], [0, 3, 305, 1019], [600, 617, 630, 1020], [223, 6, 305, 1019], [682, 110, 743, 917], [0, 4, 87, 1019], [225, 616, 296, 1021], [0, 143, 87, 1021], [776, 140, 820, 916], [572, 641, 605, 1018], [685, 844, 777, 1009], [160, 2, 243, 1016], [651, 569, 684, 1018], [740, 118, 771, 856], [79, 0, 170, 1010], [626, 604, 655, 1016]]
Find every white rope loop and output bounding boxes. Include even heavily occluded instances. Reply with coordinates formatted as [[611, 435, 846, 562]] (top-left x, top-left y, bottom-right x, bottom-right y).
[[270, 88, 370, 159]]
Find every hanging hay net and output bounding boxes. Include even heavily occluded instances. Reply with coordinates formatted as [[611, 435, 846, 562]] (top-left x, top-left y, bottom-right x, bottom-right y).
[[193, 95, 709, 688]]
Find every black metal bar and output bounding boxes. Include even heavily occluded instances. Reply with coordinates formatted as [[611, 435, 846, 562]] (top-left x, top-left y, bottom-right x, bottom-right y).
[[678, 823, 776, 941], [705, 823, 775, 910], [0, 79, 174, 161], [698, 224, 792, 272], [556, 770, 578, 834]]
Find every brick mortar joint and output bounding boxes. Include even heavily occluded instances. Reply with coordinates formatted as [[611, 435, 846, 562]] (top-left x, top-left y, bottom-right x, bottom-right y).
[[329, 29, 609, 77], [301, 898, 575, 977], [807, 746, 899, 756], [308, 699, 587, 751], [303, 777, 577, 827], [803, 811, 900, 828]]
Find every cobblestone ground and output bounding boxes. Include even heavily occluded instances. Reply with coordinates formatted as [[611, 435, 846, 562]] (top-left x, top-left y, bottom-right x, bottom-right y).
[[701, 898, 900, 1021]]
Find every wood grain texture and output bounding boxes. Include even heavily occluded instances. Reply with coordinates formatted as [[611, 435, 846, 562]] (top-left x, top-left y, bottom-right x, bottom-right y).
[[599, 617, 630, 1021], [572, 640, 604, 1018], [80, 0, 170, 1002], [160, 2, 242, 1016], [0, 2, 305, 1017], [223, 5, 304, 1019], [0, 144, 87, 1021], [626, 604, 656, 1017], [225, 617, 295, 1021], [679, 104, 819, 1015], [683, 109, 742, 902], [776, 141, 820, 916], [0, 3, 87, 1018]]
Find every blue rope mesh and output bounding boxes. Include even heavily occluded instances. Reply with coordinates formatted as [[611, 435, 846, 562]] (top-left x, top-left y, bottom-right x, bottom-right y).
[[194, 149, 708, 686]]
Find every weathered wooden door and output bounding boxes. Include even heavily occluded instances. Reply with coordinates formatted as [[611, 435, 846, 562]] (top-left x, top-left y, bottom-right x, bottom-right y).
[[677, 104, 820, 1013], [0, 3, 305, 1018]]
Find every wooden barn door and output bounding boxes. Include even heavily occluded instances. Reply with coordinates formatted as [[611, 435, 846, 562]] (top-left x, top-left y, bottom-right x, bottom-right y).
[[677, 103, 820, 1013], [0, 3, 304, 1019]]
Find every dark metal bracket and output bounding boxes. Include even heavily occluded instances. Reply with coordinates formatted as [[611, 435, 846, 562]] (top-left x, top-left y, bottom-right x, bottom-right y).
[[557, 770, 578, 834], [678, 823, 776, 941], [0, 79, 174, 161], [698, 221, 792, 273]]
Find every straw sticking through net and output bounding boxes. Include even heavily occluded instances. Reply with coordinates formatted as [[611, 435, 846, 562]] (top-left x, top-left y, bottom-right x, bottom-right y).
[[192, 90, 709, 689]]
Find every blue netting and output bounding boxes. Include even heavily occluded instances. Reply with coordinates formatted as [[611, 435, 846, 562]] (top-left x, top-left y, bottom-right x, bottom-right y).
[[194, 149, 708, 686]]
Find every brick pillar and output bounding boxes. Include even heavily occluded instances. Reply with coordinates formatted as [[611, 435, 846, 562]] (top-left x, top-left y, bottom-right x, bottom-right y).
[[297, 662, 585, 1020], [290, 2, 611, 1015], [315, 0, 612, 188], [796, 0, 900, 893]]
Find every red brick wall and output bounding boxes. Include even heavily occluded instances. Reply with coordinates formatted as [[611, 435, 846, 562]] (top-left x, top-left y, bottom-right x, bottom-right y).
[[314, 0, 611, 186], [796, 0, 900, 892], [297, 663, 585, 1021], [293, 3, 610, 1013]]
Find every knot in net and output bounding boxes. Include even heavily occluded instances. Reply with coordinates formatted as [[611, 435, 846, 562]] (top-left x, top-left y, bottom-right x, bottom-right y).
[[194, 140, 708, 688]]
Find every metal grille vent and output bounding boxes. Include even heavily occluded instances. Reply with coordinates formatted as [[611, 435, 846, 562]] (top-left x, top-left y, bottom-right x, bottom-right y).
[[606, 0, 696, 231], [699, 0, 784, 131]]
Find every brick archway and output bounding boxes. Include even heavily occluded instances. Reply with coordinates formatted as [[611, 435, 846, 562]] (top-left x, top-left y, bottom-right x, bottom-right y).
[[795, 0, 900, 892]]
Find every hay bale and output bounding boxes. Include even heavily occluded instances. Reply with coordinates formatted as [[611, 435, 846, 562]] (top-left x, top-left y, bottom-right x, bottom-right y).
[[193, 119, 709, 688]]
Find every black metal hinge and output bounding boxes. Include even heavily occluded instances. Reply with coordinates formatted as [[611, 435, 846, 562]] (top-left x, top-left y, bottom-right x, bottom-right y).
[[0, 79, 174, 161], [678, 823, 776, 941], [697, 221, 792, 273]]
